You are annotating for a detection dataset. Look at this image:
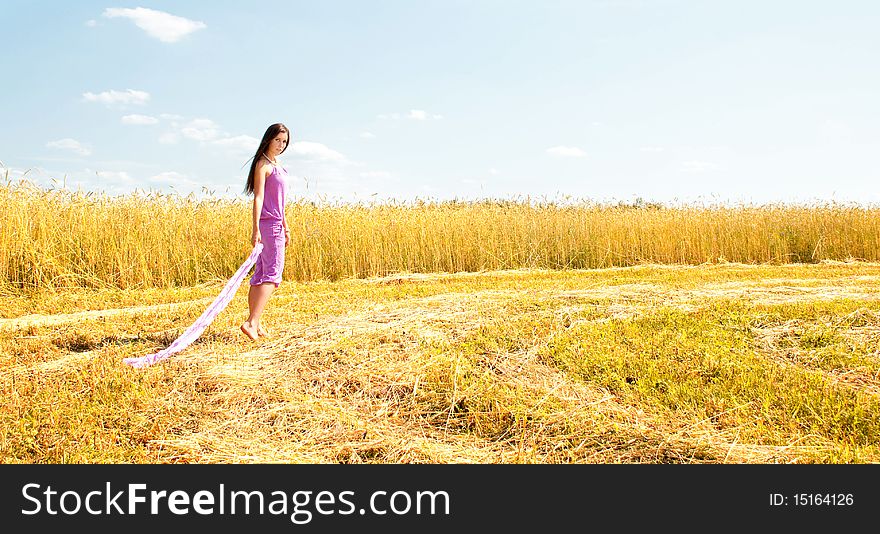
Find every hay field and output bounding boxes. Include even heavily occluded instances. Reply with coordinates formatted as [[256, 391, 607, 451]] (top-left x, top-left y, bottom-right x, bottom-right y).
[[4, 180, 880, 290], [2, 181, 880, 463]]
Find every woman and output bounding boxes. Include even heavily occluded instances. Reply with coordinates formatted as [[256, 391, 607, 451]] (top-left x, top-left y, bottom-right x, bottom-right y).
[[240, 122, 290, 341]]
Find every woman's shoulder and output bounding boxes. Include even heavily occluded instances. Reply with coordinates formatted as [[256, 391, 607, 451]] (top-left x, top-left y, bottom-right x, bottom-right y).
[[267, 159, 287, 173], [256, 157, 275, 174]]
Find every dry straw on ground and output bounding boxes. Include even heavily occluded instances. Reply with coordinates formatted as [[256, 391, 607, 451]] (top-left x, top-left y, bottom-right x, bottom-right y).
[[4, 262, 880, 463]]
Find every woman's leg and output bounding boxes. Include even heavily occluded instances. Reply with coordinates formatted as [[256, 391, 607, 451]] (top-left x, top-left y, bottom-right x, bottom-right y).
[[241, 219, 285, 341], [252, 282, 273, 336], [240, 282, 276, 341]]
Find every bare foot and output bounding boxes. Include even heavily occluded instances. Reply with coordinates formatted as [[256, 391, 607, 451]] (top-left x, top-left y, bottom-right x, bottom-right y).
[[240, 322, 259, 341], [258, 326, 270, 337]]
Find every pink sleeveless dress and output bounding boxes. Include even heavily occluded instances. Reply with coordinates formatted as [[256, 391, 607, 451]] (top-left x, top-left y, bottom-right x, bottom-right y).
[[250, 163, 288, 287]]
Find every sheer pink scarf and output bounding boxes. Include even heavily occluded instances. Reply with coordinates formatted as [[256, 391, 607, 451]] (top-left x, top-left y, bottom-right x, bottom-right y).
[[124, 243, 264, 368]]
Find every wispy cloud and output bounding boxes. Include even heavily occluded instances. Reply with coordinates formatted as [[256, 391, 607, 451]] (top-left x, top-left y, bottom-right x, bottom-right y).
[[639, 146, 665, 153], [378, 109, 443, 120], [180, 118, 221, 142], [46, 138, 92, 156], [121, 114, 159, 125], [213, 135, 259, 153], [149, 171, 193, 184], [407, 109, 443, 120], [158, 132, 180, 144], [155, 117, 267, 157], [360, 131, 376, 139], [82, 89, 150, 107], [158, 115, 203, 144], [680, 160, 725, 173], [102, 7, 206, 43], [359, 171, 391, 179], [159, 118, 256, 153], [0, 165, 31, 181], [289, 141, 346, 162], [546, 146, 586, 158], [159, 114, 353, 174], [819, 119, 854, 142], [96, 170, 134, 183]]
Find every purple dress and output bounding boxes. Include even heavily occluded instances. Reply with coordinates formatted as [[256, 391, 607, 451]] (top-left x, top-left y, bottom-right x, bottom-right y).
[[250, 163, 288, 287]]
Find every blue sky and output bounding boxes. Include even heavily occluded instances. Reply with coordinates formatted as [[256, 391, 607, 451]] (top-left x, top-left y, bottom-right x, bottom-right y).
[[2, 1, 879, 204]]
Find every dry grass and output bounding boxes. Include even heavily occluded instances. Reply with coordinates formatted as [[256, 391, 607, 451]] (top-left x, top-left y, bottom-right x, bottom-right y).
[[5, 179, 880, 290], [4, 178, 880, 463], [3, 263, 880, 464]]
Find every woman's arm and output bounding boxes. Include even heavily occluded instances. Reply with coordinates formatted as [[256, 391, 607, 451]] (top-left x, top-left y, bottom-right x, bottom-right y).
[[283, 188, 290, 244], [251, 162, 270, 246]]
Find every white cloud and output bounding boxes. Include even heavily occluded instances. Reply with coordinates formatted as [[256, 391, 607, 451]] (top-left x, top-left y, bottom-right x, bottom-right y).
[[82, 89, 150, 107], [102, 7, 206, 43], [213, 135, 259, 152], [408, 109, 443, 120], [96, 170, 134, 183], [121, 114, 159, 125], [46, 138, 92, 156], [360, 132, 376, 139], [289, 141, 346, 162], [85, 19, 98, 27], [0, 165, 29, 180], [680, 160, 724, 173], [819, 119, 854, 142], [186, 118, 216, 129], [379, 110, 442, 121], [149, 171, 191, 184], [154, 115, 346, 176], [180, 118, 221, 142], [157, 116, 259, 154], [159, 132, 180, 144], [489, 168, 500, 175], [546, 146, 586, 158], [359, 171, 390, 179], [640, 146, 664, 153]]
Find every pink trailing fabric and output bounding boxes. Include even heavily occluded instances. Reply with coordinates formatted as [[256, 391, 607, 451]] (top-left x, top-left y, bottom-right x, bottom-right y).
[[123, 243, 264, 368]]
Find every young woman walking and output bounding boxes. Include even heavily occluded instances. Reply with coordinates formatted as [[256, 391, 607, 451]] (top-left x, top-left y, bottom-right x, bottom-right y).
[[240, 122, 290, 341]]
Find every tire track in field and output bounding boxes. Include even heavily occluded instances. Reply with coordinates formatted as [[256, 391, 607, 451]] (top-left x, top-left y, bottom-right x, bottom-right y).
[[751, 318, 880, 398], [1, 350, 99, 380], [0, 297, 215, 331]]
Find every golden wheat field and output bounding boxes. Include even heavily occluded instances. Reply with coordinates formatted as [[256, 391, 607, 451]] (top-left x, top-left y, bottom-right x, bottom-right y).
[[2, 180, 880, 463]]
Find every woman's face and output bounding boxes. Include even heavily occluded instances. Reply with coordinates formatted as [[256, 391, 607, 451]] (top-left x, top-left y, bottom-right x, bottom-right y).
[[269, 131, 289, 156]]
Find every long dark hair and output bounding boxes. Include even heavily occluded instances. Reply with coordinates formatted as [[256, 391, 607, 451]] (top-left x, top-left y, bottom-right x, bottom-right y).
[[244, 123, 289, 195]]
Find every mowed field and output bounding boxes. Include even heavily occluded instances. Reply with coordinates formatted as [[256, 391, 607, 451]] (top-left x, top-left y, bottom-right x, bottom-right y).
[[3, 261, 880, 464]]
